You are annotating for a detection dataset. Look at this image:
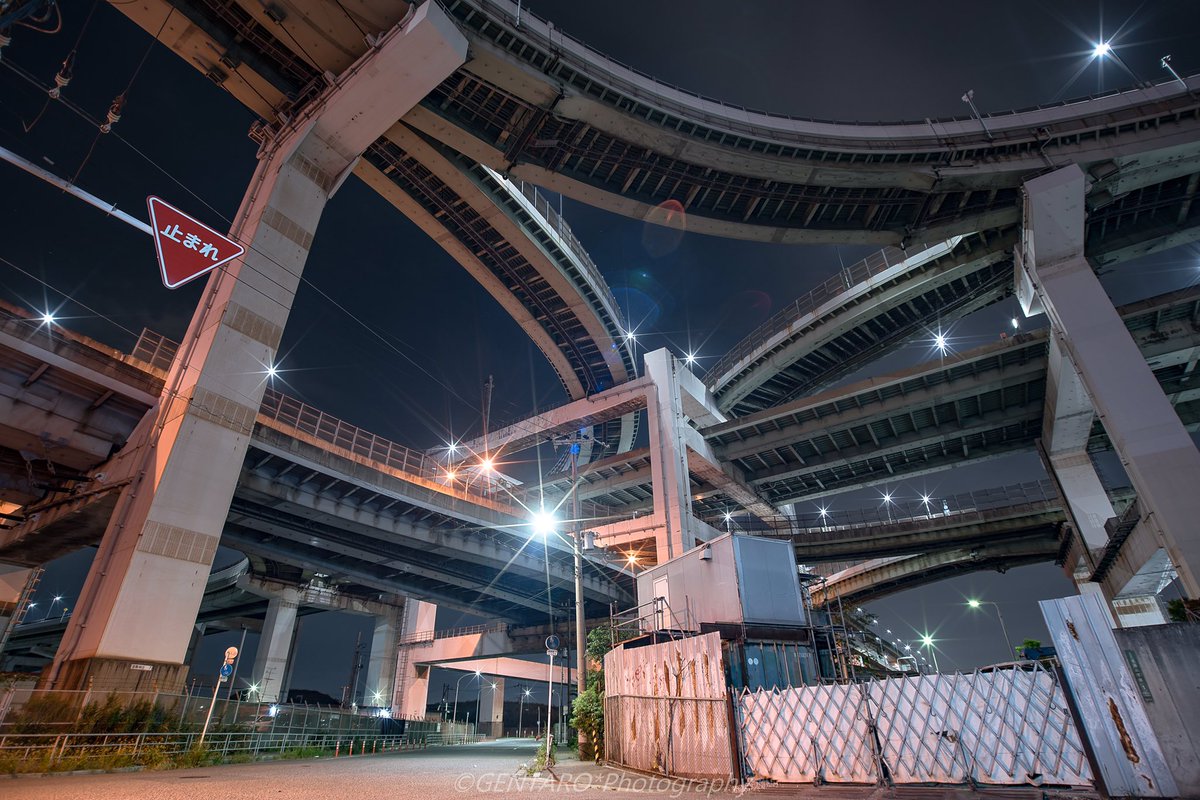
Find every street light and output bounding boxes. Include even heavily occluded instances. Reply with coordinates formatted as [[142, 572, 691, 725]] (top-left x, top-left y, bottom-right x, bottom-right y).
[[451, 669, 481, 728], [530, 508, 556, 538], [43, 595, 64, 622], [919, 634, 940, 673], [966, 598, 1016, 659], [519, 688, 532, 736]]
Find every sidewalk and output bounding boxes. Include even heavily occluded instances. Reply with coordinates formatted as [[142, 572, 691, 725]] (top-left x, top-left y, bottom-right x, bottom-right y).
[[542, 752, 1099, 800]]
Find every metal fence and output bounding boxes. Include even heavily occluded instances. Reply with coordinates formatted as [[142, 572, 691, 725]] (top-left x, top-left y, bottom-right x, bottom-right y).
[[0, 729, 484, 770], [716, 479, 1061, 538], [736, 663, 1093, 787], [603, 632, 736, 780], [0, 686, 419, 737], [130, 327, 179, 371]]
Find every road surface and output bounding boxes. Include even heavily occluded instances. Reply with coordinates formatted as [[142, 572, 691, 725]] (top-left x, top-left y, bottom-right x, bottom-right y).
[[3, 739, 739, 799]]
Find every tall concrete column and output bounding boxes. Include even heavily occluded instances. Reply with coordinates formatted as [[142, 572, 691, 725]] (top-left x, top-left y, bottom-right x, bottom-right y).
[[250, 588, 298, 703], [1041, 333, 1116, 553], [393, 599, 435, 718], [364, 603, 402, 706], [644, 349, 697, 562], [43, 6, 467, 692], [1020, 164, 1200, 598], [489, 677, 505, 736]]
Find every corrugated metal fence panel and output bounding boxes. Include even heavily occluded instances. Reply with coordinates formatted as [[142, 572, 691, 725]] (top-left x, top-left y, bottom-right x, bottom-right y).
[[603, 633, 735, 779], [604, 632, 726, 699], [1042, 593, 1178, 797], [738, 684, 877, 783], [737, 664, 1092, 787]]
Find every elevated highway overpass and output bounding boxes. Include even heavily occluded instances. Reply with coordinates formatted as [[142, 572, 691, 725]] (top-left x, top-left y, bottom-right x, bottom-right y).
[[3, 0, 1199, 691], [102, 0, 1200, 425], [502, 285, 1200, 523], [0, 307, 633, 625]]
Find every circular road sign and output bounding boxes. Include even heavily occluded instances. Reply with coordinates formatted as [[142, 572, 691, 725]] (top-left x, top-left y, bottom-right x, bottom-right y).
[[545, 635, 560, 651]]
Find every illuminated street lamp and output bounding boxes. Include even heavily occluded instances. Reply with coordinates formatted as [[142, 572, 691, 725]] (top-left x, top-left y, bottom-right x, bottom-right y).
[[42, 595, 64, 621], [531, 509, 557, 538], [519, 687, 532, 736], [919, 634, 941, 672], [1090, 38, 1141, 83], [451, 669, 481, 728], [966, 598, 1016, 659]]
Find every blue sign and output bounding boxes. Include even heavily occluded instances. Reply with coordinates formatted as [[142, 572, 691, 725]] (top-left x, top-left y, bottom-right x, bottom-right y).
[[545, 634, 560, 651], [220, 663, 233, 678]]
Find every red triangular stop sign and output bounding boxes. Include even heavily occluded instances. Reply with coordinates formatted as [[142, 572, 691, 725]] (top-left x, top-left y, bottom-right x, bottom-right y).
[[146, 196, 245, 289]]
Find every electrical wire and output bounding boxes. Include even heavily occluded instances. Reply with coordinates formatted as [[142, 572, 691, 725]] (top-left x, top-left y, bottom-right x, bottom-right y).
[[0, 53, 481, 414], [0, 253, 144, 341]]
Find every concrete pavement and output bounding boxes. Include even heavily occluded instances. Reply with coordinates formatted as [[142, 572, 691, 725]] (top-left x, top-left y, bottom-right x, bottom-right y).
[[4, 739, 1095, 799], [2, 739, 739, 799]]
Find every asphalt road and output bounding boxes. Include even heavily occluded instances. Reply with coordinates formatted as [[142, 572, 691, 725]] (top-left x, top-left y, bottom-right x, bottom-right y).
[[2, 739, 741, 799]]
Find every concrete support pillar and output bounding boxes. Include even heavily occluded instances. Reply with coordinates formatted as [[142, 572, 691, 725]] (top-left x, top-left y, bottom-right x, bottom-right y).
[[1020, 164, 1200, 598], [364, 603, 402, 706], [489, 676, 505, 736], [1041, 334, 1117, 553], [42, 6, 467, 692], [645, 349, 696, 562], [250, 589, 298, 703], [393, 599, 435, 718]]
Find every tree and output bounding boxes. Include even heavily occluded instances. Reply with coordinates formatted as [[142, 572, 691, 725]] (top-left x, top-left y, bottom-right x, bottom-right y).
[[571, 626, 628, 761]]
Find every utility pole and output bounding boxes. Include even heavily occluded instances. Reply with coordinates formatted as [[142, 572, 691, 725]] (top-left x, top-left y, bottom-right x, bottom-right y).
[[345, 631, 364, 708]]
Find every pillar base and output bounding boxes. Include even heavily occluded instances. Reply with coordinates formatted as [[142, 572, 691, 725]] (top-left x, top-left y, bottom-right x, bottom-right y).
[[44, 656, 188, 694]]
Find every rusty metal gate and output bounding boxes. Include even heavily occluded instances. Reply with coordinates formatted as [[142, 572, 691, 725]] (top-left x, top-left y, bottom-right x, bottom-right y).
[[604, 632, 736, 780], [737, 663, 1093, 787]]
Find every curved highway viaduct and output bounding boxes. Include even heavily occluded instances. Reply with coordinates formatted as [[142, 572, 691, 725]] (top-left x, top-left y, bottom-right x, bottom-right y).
[[0, 0, 1197, 693]]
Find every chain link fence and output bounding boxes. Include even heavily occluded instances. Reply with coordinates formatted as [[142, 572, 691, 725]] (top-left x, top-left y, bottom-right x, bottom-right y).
[[605, 693, 735, 780], [736, 662, 1092, 787]]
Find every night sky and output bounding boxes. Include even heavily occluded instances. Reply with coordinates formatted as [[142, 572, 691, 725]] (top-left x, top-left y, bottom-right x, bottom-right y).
[[3, 0, 1200, 698]]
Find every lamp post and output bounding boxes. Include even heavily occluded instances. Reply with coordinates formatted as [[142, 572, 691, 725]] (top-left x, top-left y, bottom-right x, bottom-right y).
[[967, 599, 1016, 659], [451, 669, 480, 728], [919, 634, 940, 673], [43, 595, 64, 622], [519, 688, 531, 737]]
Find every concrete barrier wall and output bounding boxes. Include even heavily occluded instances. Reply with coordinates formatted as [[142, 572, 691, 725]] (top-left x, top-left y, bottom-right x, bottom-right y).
[[1112, 623, 1200, 797]]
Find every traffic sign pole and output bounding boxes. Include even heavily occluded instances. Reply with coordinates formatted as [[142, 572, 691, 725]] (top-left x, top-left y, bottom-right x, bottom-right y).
[[199, 646, 238, 747], [544, 635, 559, 766]]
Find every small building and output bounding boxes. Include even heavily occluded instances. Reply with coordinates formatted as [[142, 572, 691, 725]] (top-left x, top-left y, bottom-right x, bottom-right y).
[[626, 533, 837, 688]]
